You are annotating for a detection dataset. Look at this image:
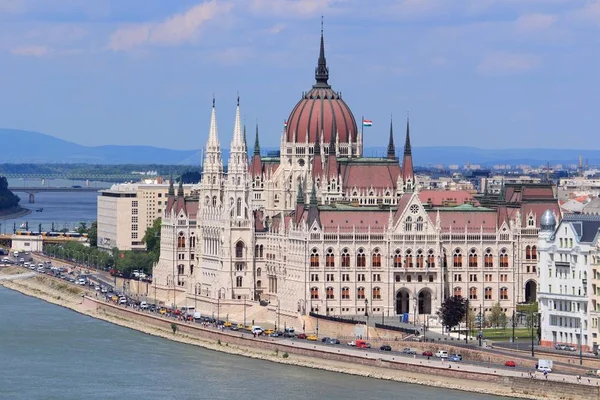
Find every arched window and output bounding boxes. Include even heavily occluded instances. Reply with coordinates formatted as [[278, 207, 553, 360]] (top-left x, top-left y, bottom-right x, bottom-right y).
[[453, 248, 462, 268], [393, 249, 402, 268], [405, 249, 413, 268], [212, 196, 217, 207], [311, 287, 319, 299], [257, 268, 262, 277], [427, 249, 435, 268], [310, 248, 320, 267], [177, 233, 185, 248], [257, 280, 262, 288], [357, 286, 365, 299], [416, 249, 424, 268], [341, 248, 350, 268], [484, 248, 493, 268], [499, 248, 509, 268], [415, 216, 424, 232], [212, 176, 216, 185], [357, 248, 366, 268], [404, 216, 413, 232], [454, 287, 462, 297], [326, 248, 335, 267], [500, 287, 508, 300], [528, 215, 535, 227], [372, 287, 381, 300], [236, 198, 242, 217], [236, 276, 243, 287], [485, 287, 492, 300], [235, 241, 244, 258], [205, 196, 210, 206], [469, 287, 477, 300], [525, 245, 531, 260], [326, 286, 334, 299], [468, 249, 478, 268], [372, 248, 381, 268], [531, 245, 537, 261], [342, 287, 350, 300]]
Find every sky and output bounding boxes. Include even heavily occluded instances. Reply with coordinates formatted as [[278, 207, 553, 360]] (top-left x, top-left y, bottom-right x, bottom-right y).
[[0, 0, 599, 151]]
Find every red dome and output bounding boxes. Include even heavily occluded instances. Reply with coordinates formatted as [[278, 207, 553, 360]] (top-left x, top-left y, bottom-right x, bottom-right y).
[[286, 88, 358, 144]]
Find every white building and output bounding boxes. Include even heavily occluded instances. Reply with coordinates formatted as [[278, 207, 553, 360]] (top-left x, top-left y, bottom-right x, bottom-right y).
[[538, 212, 600, 351]]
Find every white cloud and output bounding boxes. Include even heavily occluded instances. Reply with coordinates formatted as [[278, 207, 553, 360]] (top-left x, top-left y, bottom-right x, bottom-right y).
[[11, 45, 51, 56], [108, 0, 232, 51], [477, 51, 540, 75], [515, 13, 557, 31], [250, 0, 330, 17], [267, 23, 286, 34]]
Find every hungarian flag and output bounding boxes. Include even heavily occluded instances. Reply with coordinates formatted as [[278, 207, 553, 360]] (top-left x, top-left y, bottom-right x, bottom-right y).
[[362, 119, 372, 127]]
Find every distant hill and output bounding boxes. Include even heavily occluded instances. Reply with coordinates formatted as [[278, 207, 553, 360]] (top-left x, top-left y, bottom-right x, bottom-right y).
[[1, 129, 598, 166]]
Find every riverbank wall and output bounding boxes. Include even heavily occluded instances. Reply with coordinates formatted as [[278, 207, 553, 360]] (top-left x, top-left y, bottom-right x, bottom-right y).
[[1, 268, 598, 400]]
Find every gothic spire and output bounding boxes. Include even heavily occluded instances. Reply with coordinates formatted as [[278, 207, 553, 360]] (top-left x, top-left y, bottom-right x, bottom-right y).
[[254, 123, 260, 156], [207, 96, 220, 148], [168, 175, 175, 196], [310, 180, 317, 205], [232, 95, 243, 147], [243, 124, 248, 151], [387, 117, 395, 160], [177, 179, 184, 197], [404, 117, 412, 155], [314, 17, 330, 88]]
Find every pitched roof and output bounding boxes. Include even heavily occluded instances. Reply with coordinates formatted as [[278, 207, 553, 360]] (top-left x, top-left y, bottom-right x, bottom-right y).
[[427, 208, 497, 232], [562, 214, 600, 243], [340, 161, 401, 191], [418, 190, 479, 207]]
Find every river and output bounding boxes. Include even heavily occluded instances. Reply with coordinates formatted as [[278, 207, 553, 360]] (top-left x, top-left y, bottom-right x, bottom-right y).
[[0, 286, 513, 400]]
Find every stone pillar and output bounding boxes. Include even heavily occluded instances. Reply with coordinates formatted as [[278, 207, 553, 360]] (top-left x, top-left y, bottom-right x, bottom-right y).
[[28, 193, 35, 203]]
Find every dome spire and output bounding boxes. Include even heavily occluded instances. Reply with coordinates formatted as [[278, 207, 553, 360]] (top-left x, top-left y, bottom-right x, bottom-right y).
[[254, 123, 260, 156], [314, 16, 330, 88], [387, 116, 395, 160]]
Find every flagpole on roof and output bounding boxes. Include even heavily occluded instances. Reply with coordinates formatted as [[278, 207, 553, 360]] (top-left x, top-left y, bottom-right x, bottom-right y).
[[361, 115, 364, 142]]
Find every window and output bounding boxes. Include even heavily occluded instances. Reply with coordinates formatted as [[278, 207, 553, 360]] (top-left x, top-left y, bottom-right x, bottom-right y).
[[416, 249, 424, 268], [415, 216, 424, 232], [405, 249, 413, 268], [326, 286, 334, 299], [485, 274, 492, 282], [407, 275, 412, 282], [256, 268, 262, 277], [468, 249, 478, 268], [454, 287, 462, 297], [310, 273, 319, 282], [131, 216, 138, 223], [236, 198, 242, 217], [256, 280, 262, 288], [526, 245, 531, 260], [500, 287, 508, 300], [427, 250, 435, 268], [417, 275, 423, 282], [469, 274, 477, 282], [342, 273, 350, 282], [311, 287, 319, 299], [132, 201, 138, 207], [372, 287, 381, 300], [131, 232, 138, 239], [341, 249, 350, 268], [454, 274, 462, 282], [453, 248, 463, 268], [393, 250, 402, 268], [373, 273, 381, 282], [485, 287, 492, 300], [532, 246, 537, 260], [235, 263, 243, 271], [404, 216, 413, 231], [500, 274, 508, 282], [326, 248, 335, 267], [326, 273, 334, 282], [310, 248, 320, 267], [356, 249, 366, 268], [357, 287, 365, 299], [236, 241, 244, 258], [428, 275, 434, 282], [357, 273, 366, 282], [130, 224, 137, 232], [178, 264, 185, 274], [236, 276, 243, 287], [342, 287, 350, 300], [177, 233, 185, 248], [484, 248, 493, 268], [372, 249, 381, 268], [499, 249, 509, 268], [469, 287, 477, 300]]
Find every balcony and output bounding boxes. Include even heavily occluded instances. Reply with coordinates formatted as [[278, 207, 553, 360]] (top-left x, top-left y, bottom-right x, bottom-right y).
[[555, 261, 571, 268]]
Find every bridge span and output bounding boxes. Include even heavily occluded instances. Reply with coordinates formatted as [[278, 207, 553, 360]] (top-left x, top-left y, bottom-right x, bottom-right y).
[[9, 187, 100, 203]]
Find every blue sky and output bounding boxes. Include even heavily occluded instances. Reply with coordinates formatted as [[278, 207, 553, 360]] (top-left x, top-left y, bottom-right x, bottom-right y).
[[0, 0, 599, 150]]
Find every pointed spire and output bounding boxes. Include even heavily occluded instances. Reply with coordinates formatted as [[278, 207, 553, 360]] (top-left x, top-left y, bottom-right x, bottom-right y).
[[310, 181, 317, 205], [387, 117, 395, 159], [232, 95, 243, 146], [177, 179, 184, 197], [297, 180, 304, 205], [254, 123, 260, 156], [314, 16, 330, 88], [207, 96, 219, 147], [243, 124, 248, 151], [404, 117, 411, 155], [168, 175, 175, 196]]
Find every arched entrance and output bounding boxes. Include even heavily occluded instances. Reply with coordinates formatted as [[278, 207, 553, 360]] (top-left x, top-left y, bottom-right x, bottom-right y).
[[418, 289, 432, 315], [525, 280, 537, 303], [396, 289, 410, 315]]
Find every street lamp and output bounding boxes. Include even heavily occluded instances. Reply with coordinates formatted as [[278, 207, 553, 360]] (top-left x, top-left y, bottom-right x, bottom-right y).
[[364, 298, 369, 317]]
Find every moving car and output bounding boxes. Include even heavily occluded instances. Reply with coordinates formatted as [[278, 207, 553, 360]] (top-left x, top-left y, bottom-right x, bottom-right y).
[[355, 340, 371, 349], [297, 333, 307, 340], [402, 348, 417, 355], [327, 338, 340, 345], [448, 354, 462, 362], [422, 351, 433, 357], [435, 350, 449, 359], [307, 335, 318, 341], [505, 360, 516, 367], [380, 345, 392, 351]]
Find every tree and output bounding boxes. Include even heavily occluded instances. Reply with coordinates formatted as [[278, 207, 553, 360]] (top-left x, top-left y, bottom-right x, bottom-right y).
[[499, 312, 508, 330], [180, 171, 201, 184], [76, 222, 88, 235], [438, 295, 467, 333], [464, 305, 476, 334], [87, 221, 98, 247], [143, 218, 161, 263], [489, 302, 504, 328]]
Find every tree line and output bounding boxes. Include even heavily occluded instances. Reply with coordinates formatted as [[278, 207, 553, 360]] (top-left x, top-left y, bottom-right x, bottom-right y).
[[0, 176, 20, 210]]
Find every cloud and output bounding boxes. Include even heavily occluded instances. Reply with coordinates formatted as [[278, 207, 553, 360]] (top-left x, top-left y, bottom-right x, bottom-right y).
[[477, 51, 540, 75], [515, 13, 557, 31], [267, 23, 286, 34], [108, 0, 232, 51], [250, 0, 330, 17], [10, 45, 51, 56]]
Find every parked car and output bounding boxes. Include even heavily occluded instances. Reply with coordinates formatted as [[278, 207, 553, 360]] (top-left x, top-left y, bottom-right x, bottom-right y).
[[448, 354, 462, 362], [402, 348, 417, 355], [380, 345, 392, 351], [566, 345, 577, 351], [435, 350, 449, 359], [422, 351, 433, 357], [505, 360, 516, 367], [297, 333, 307, 340], [307, 335, 318, 341], [269, 331, 281, 337], [347, 341, 356, 347], [140, 301, 148, 310], [321, 337, 331, 343], [327, 338, 340, 345]]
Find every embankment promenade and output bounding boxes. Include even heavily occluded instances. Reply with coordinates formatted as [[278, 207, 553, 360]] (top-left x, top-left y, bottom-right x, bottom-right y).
[[0, 266, 598, 400]]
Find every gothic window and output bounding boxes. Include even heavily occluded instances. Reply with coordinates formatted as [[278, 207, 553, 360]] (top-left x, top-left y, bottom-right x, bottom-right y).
[[453, 248, 463, 268], [257, 280, 262, 288], [326, 248, 335, 267], [177, 264, 184, 274], [454, 287, 462, 297], [500, 287, 508, 300], [416, 249, 424, 268], [205, 196, 210, 206], [190, 236, 196, 248], [525, 245, 531, 260], [212, 176, 216, 185], [404, 216, 413, 232], [326, 286, 334, 299], [499, 248, 509, 268], [212, 196, 217, 207], [484, 248, 493, 268], [341, 248, 350, 268], [531, 246, 537, 261], [415, 216, 424, 232], [356, 248, 366, 268], [405, 249, 413, 268], [427, 249, 435, 268], [393, 249, 402, 268], [528, 215, 535, 227], [357, 286, 365, 300], [236, 276, 243, 287], [485, 287, 492, 300], [410, 204, 419, 214], [177, 233, 185, 248], [342, 287, 350, 300], [372, 248, 381, 268], [236, 198, 242, 217], [311, 287, 319, 299], [310, 248, 320, 267], [257, 268, 262, 277], [235, 241, 244, 258], [372, 287, 381, 300], [469, 287, 477, 300], [468, 248, 478, 268]]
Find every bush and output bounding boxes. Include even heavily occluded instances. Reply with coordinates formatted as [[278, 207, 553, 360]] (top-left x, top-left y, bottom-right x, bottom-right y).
[[217, 339, 221, 346], [171, 323, 178, 334], [282, 352, 289, 359]]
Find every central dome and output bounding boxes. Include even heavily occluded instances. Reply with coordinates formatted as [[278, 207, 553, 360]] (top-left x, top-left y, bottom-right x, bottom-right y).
[[285, 30, 358, 145]]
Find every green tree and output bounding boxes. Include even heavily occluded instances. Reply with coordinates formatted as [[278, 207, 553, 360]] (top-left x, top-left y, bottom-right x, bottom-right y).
[[76, 222, 88, 235], [438, 295, 467, 333], [464, 305, 476, 334], [499, 312, 508, 330], [87, 221, 98, 247], [489, 302, 504, 328], [142, 218, 161, 263]]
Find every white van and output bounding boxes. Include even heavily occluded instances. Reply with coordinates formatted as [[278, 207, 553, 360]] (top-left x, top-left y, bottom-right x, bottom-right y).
[[435, 350, 448, 359], [180, 306, 196, 317], [251, 326, 264, 335]]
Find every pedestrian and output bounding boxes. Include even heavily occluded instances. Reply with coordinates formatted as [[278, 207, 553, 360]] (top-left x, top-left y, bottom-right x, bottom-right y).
[[544, 371, 548, 379], [535, 363, 538, 370]]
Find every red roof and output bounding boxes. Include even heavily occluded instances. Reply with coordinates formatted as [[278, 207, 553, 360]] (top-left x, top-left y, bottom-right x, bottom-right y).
[[418, 190, 479, 207], [319, 210, 389, 231], [341, 163, 401, 191], [428, 209, 497, 232]]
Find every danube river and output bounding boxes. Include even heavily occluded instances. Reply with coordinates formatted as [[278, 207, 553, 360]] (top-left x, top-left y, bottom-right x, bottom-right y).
[[0, 287, 514, 400]]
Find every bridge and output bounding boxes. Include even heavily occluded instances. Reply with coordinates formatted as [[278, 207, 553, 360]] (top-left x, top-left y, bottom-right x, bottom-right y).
[[9, 187, 100, 203], [0, 234, 87, 250], [1, 173, 145, 181]]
